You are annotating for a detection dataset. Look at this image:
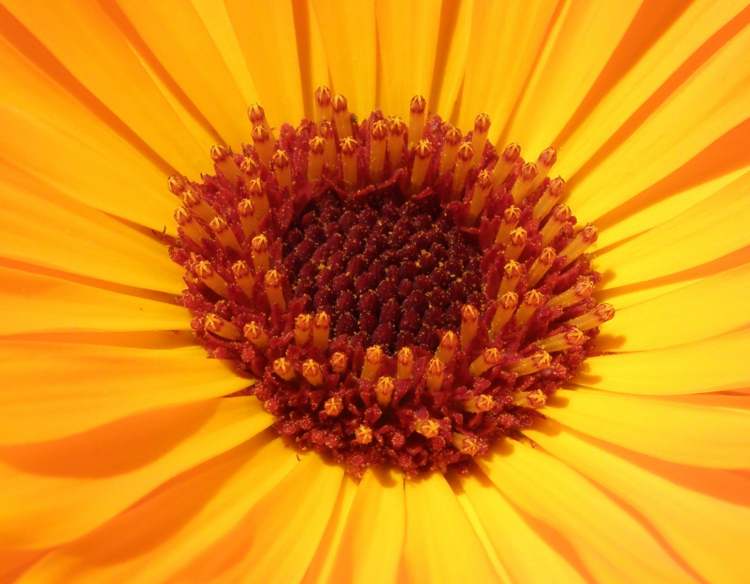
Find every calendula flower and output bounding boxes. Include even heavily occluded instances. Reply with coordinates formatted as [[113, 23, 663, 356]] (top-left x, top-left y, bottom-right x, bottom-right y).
[[1, 1, 749, 583]]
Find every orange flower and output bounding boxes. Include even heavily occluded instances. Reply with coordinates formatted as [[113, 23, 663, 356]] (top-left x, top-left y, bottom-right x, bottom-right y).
[[1, 2, 749, 583]]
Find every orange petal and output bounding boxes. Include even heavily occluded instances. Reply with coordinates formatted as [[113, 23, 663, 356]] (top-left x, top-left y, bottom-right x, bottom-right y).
[[0, 340, 250, 443], [403, 474, 499, 583], [547, 388, 750, 468], [0, 265, 188, 335], [580, 329, 750, 395], [478, 440, 696, 583], [0, 398, 271, 548], [527, 421, 750, 584], [0, 162, 183, 293]]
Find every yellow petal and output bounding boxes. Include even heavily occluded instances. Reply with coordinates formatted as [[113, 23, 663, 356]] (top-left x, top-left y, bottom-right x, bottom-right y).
[[0, 265, 188, 335], [0, 340, 249, 443], [503, 0, 641, 153], [558, 0, 747, 176], [598, 171, 750, 288], [2, 1, 211, 176], [223, 0, 305, 125], [0, 398, 271, 549], [580, 330, 750, 395], [457, 474, 584, 584], [0, 161, 183, 293], [20, 437, 300, 583], [547, 388, 750, 468], [478, 440, 696, 583], [312, 0, 377, 114], [321, 469, 405, 584], [603, 262, 750, 351], [527, 421, 750, 584], [110, 0, 253, 147], [375, 0, 440, 117], [566, 17, 750, 222], [403, 474, 499, 583], [458, 0, 558, 139], [0, 40, 176, 232]]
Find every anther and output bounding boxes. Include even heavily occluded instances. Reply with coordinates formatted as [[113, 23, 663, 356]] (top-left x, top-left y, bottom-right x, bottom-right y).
[[548, 277, 594, 309], [243, 321, 269, 350], [252, 125, 274, 167], [466, 169, 492, 224], [464, 394, 496, 413], [499, 260, 523, 295], [273, 357, 296, 381], [410, 139, 432, 193], [314, 86, 332, 123], [251, 234, 270, 273], [294, 313, 313, 346], [182, 187, 216, 223], [354, 424, 373, 445], [439, 125, 462, 176], [167, 174, 188, 196], [361, 345, 384, 381], [510, 162, 538, 204], [452, 432, 482, 456], [272, 150, 292, 191], [510, 351, 552, 376], [396, 346, 414, 380], [540, 204, 572, 246], [414, 417, 440, 439], [536, 326, 587, 352], [312, 311, 331, 350], [237, 199, 260, 239], [408, 95, 427, 147], [515, 290, 546, 328], [332, 94, 353, 138], [246, 177, 270, 220], [527, 247, 557, 287], [195, 260, 229, 297], [368, 120, 388, 182], [495, 205, 521, 244], [319, 121, 338, 168], [324, 395, 343, 416], [436, 331, 459, 363], [210, 144, 242, 183], [559, 224, 598, 268], [174, 207, 208, 246], [505, 227, 527, 261], [204, 313, 241, 340], [451, 143, 474, 197], [491, 143, 521, 186], [263, 269, 286, 310], [566, 303, 615, 330], [469, 347, 502, 377], [231, 260, 255, 299], [302, 359, 324, 385], [425, 357, 446, 392], [460, 304, 480, 351], [330, 351, 348, 374], [532, 177, 565, 221], [470, 113, 491, 166], [375, 376, 395, 407], [491, 291, 518, 337], [340, 137, 359, 190], [387, 117, 407, 170], [307, 136, 325, 182], [209, 215, 242, 254]]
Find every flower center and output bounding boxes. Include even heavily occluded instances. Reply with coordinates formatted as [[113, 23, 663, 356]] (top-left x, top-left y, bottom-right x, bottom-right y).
[[168, 89, 613, 477]]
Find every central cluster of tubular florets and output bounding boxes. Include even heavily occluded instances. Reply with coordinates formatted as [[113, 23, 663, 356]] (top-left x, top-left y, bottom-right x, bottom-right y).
[[168, 88, 614, 477]]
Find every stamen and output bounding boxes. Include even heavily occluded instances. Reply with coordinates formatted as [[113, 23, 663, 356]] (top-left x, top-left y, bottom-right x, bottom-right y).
[[439, 125, 462, 176], [375, 376, 395, 407], [505, 227, 528, 261], [294, 313, 313, 346], [204, 313, 241, 340], [452, 432, 482, 456], [355, 424, 373, 445], [464, 394, 496, 413], [425, 357, 446, 392], [536, 326, 587, 352], [174, 207, 207, 246], [183, 187, 215, 223], [566, 303, 615, 330], [451, 143, 474, 197], [361, 345, 383, 381], [231, 260, 255, 298], [414, 417, 440, 438], [510, 162, 538, 205], [495, 205, 521, 244], [410, 139, 432, 192], [240, 155, 259, 180], [510, 350, 552, 376], [248, 103, 270, 132], [491, 291, 518, 337], [315, 85, 332, 123], [243, 321, 269, 350], [540, 204, 572, 246], [210, 145, 242, 183], [302, 359, 324, 385], [499, 260, 523, 295], [514, 389, 547, 408], [491, 143, 521, 186], [435, 331, 458, 363], [273, 357, 296, 381], [252, 125, 274, 167], [466, 169, 492, 224], [209, 215, 241, 254], [332, 94, 353, 138], [330, 351, 348, 374], [369, 120, 388, 182], [532, 177, 565, 221], [470, 113, 491, 166], [469, 347, 502, 377], [324, 395, 343, 416], [246, 178, 270, 220], [530, 146, 557, 191], [460, 304, 480, 350], [272, 149, 292, 191], [387, 117, 407, 170], [548, 277, 594, 309], [340, 137, 359, 190], [307, 136, 325, 182], [515, 289, 546, 328], [559, 224, 598, 268], [167, 174, 188, 196], [397, 346, 414, 379], [264, 269, 286, 310], [251, 234, 270, 273], [527, 247, 557, 287], [408, 95, 427, 147], [237, 199, 260, 239], [194, 260, 229, 297], [312, 311, 331, 349]]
